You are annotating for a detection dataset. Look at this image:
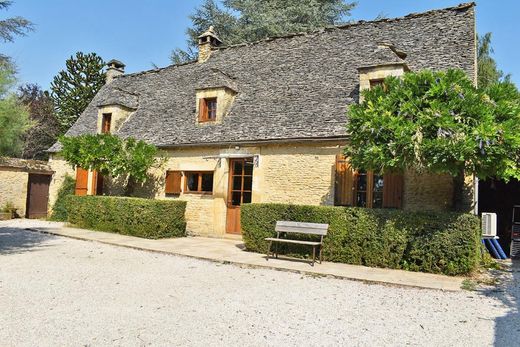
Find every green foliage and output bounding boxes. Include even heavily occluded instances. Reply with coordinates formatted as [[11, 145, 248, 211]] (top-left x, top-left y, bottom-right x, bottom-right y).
[[345, 69, 520, 181], [0, 1, 33, 43], [50, 52, 105, 133], [66, 195, 187, 239], [49, 174, 75, 221], [241, 203, 482, 275], [18, 83, 59, 160], [477, 32, 510, 89], [171, 0, 355, 63], [59, 134, 165, 195], [0, 61, 31, 156]]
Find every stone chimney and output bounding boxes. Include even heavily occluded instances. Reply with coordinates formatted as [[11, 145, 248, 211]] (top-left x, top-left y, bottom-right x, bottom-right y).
[[106, 59, 125, 83], [198, 26, 222, 63]]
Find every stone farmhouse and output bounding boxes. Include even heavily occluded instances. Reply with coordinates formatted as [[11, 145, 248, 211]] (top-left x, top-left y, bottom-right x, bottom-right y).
[[47, 3, 477, 237]]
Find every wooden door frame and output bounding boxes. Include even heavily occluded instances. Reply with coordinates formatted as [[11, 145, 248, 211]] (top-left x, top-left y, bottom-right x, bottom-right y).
[[25, 173, 52, 219], [226, 158, 253, 234]]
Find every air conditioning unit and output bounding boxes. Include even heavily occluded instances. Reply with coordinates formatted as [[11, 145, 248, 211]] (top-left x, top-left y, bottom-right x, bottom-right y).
[[482, 212, 497, 237]]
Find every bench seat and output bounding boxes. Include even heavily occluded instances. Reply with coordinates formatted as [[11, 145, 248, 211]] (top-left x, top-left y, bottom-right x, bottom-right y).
[[264, 237, 322, 246]]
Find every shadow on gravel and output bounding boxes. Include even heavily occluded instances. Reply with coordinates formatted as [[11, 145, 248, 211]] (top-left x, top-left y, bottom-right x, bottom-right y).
[[484, 259, 520, 347], [0, 227, 56, 255]]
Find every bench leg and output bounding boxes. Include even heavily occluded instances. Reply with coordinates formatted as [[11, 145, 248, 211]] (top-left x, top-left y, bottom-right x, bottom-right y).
[[319, 244, 323, 264], [312, 245, 316, 266], [266, 240, 272, 261], [275, 242, 278, 259]]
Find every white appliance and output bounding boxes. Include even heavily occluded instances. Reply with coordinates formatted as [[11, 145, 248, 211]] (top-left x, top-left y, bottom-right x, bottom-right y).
[[482, 212, 497, 238]]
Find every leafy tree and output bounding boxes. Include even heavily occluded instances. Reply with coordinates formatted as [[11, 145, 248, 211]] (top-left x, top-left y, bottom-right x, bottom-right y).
[[50, 52, 106, 133], [477, 32, 510, 89], [59, 134, 165, 196], [171, 0, 356, 63], [18, 83, 59, 160], [344, 69, 520, 210], [0, 60, 30, 156]]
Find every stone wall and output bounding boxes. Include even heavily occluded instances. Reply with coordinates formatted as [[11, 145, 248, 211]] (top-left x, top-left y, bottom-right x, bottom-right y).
[[47, 155, 75, 211], [0, 169, 28, 217], [403, 170, 454, 211]]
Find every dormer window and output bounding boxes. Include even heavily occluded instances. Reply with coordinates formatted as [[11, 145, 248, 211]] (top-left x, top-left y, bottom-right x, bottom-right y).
[[101, 113, 112, 133], [199, 97, 217, 122]]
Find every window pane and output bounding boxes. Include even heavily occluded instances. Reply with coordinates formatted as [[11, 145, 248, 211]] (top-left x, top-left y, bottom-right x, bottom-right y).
[[373, 192, 383, 208], [233, 161, 243, 175], [373, 175, 384, 192], [231, 192, 241, 206], [243, 176, 252, 191], [206, 99, 217, 120], [356, 192, 367, 207], [244, 160, 254, 175], [232, 176, 242, 191], [186, 173, 199, 191], [356, 171, 367, 191], [243, 192, 252, 204], [201, 173, 213, 192]]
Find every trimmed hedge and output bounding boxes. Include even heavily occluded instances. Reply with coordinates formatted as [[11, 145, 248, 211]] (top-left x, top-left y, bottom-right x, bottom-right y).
[[241, 203, 481, 275], [49, 175, 76, 221], [66, 195, 187, 239]]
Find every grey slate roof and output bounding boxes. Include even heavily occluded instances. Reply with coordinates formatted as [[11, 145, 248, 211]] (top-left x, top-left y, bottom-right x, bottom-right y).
[[49, 2, 476, 152]]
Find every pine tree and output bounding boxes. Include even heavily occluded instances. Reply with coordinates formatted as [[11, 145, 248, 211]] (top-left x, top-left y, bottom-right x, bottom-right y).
[[0, 0, 34, 64], [171, 0, 356, 64], [50, 52, 105, 133]]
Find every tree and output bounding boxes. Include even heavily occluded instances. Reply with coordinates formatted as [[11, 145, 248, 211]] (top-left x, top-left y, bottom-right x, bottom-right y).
[[0, 0, 33, 64], [344, 69, 520, 210], [59, 134, 165, 196], [171, 0, 356, 63], [18, 83, 59, 160], [477, 32, 510, 89], [50, 52, 106, 134], [0, 60, 30, 157]]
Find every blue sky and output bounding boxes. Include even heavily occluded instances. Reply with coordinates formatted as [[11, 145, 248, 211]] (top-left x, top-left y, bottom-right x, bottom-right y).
[[3, 0, 519, 89]]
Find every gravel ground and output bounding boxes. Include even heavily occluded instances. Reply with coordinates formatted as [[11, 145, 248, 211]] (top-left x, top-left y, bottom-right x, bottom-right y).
[[1, 224, 519, 347]]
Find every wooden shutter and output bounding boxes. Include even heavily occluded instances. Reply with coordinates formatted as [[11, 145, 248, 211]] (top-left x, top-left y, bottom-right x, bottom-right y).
[[102, 114, 111, 133], [165, 171, 182, 195], [75, 167, 89, 196], [383, 173, 404, 208], [198, 98, 207, 121], [334, 154, 355, 206]]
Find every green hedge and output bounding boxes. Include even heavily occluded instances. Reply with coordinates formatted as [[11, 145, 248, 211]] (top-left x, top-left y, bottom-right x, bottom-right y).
[[49, 175, 76, 221], [66, 195, 187, 239], [241, 203, 481, 275]]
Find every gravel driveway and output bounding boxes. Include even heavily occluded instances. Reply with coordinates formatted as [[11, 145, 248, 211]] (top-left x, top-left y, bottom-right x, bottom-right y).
[[1, 224, 519, 347]]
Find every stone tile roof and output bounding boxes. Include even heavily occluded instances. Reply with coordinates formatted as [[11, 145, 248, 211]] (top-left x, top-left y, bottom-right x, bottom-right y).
[[0, 157, 53, 173], [49, 2, 476, 152]]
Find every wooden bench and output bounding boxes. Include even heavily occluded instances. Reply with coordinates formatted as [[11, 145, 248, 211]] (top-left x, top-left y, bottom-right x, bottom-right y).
[[265, 221, 328, 266]]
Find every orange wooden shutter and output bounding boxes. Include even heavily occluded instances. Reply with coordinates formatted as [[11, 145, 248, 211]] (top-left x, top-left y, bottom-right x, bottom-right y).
[[165, 171, 182, 195], [383, 172, 404, 208], [334, 154, 355, 206], [91, 170, 98, 195], [199, 98, 206, 121], [75, 167, 89, 196]]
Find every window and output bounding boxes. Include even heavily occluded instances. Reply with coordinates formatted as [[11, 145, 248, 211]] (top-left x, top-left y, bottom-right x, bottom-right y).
[[369, 79, 386, 91], [101, 113, 112, 133], [334, 155, 403, 208], [199, 98, 217, 122], [184, 171, 214, 194], [165, 171, 182, 196]]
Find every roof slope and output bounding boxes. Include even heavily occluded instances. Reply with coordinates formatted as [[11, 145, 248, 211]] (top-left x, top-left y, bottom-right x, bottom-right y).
[[51, 2, 476, 151]]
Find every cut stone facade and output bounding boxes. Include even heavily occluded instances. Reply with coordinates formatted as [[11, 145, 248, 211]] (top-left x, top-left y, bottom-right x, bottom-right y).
[[0, 169, 29, 216]]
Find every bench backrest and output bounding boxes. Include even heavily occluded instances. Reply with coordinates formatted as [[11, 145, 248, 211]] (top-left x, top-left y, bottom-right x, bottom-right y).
[[275, 221, 328, 236]]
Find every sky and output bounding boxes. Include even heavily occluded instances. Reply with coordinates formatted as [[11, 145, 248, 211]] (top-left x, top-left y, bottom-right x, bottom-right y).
[[2, 0, 519, 90]]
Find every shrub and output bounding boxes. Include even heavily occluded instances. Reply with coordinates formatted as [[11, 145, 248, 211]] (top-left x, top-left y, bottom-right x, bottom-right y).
[[241, 203, 481, 275], [49, 175, 75, 221], [66, 195, 187, 239]]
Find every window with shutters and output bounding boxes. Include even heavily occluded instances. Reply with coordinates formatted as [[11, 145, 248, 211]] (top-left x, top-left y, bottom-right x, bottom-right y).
[[199, 98, 217, 122], [184, 171, 214, 194], [165, 170, 182, 196], [334, 155, 403, 208]]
